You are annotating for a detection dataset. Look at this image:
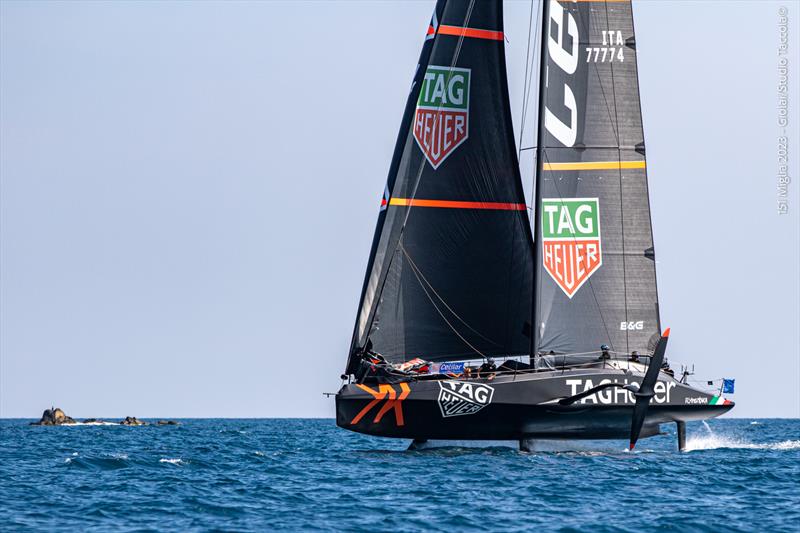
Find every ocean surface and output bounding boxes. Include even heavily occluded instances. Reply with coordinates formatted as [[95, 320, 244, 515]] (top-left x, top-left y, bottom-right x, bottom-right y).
[[1, 418, 798, 532]]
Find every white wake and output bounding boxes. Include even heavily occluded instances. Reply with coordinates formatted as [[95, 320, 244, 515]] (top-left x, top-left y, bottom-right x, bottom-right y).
[[685, 422, 800, 451], [685, 435, 800, 451]]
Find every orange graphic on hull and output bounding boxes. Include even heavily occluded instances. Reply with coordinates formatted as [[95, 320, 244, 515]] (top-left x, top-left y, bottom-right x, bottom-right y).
[[350, 383, 411, 426]]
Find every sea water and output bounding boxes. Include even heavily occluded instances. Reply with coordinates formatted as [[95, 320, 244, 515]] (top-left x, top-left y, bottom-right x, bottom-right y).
[[0, 418, 798, 532]]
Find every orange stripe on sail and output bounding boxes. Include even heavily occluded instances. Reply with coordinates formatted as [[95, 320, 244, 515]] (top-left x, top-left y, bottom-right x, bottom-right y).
[[389, 198, 527, 211], [438, 25, 504, 41], [542, 161, 646, 171]]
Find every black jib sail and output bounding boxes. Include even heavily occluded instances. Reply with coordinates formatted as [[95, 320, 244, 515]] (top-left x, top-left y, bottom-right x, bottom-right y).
[[346, 0, 533, 372], [533, 0, 660, 356]]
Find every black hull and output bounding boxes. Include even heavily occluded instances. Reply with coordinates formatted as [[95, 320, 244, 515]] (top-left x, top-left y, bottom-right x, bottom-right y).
[[336, 368, 733, 441]]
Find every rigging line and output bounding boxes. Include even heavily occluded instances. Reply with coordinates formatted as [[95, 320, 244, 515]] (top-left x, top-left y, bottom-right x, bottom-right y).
[[589, 50, 621, 147], [517, 0, 536, 159], [602, 2, 628, 352], [502, 223, 517, 354], [541, 148, 615, 352], [398, 0, 477, 239], [361, 0, 476, 345], [540, 148, 616, 353], [520, 0, 542, 285], [627, 0, 661, 334], [521, 0, 542, 154], [530, 0, 548, 360], [501, 187, 517, 352], [402, 245, 488, 360], [525, 0, 543, 219], [400, 244, 503, 348], [510, 0, 540, 357]]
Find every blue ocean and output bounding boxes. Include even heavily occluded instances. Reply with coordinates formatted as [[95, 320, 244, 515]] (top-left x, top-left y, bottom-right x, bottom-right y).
[[1, 418, 798, 532]]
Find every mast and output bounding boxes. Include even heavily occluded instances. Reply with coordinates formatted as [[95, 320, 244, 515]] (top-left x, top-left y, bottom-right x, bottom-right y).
[[530, 0, 550, 365]]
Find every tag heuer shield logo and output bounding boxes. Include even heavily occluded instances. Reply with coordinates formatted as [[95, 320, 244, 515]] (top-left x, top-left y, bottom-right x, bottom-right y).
[[438, 381, 494, 418], [413, 66, 470, 169], [542, 198, 602, 298]]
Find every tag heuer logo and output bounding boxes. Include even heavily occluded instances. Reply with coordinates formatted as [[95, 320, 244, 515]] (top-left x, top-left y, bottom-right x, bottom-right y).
[[413, 66, 470, 169], [437, 381, 494, 418], [542, 198, 602, 298]]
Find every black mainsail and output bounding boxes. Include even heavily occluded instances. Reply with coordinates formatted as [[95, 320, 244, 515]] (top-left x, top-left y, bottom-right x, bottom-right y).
[[347, 0, 533, 372], [533, 0, 660, 356]]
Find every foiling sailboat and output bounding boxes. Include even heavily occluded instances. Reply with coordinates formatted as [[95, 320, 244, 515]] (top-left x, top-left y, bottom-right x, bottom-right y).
[[335, 0, 734, 451]]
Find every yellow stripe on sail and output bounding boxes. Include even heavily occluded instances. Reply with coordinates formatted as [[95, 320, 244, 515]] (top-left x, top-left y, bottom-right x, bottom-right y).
[[542, 161, 646, 171]]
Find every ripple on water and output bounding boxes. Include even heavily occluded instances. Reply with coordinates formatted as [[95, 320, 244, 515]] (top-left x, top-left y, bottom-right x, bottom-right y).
[[1, 418, 798, 531]]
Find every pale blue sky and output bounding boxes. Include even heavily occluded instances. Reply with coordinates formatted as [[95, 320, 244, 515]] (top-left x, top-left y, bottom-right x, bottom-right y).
[[1, 1, 798, 418]]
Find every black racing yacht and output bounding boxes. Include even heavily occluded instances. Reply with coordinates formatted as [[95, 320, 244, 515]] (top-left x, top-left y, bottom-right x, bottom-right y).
[[335, 0, 734, 451]]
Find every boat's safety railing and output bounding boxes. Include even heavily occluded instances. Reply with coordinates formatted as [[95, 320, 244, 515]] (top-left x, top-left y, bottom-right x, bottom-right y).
[[344, 351, 723, 394], [355, 350, 664, 384]]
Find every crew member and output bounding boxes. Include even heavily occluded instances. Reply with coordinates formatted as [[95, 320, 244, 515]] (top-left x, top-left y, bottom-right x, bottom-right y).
[[477, 358, 497, 380], [599, 344, 611, 360], [629, 351, 640, 363]]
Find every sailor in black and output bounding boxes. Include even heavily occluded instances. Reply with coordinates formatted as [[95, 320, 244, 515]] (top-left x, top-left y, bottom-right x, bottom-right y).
[[600, 345, 611, 360], [477, 358, 497, 380]]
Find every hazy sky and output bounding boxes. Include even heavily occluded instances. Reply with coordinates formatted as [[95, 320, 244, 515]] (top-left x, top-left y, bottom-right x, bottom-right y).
[[1, 1, 798, 419]]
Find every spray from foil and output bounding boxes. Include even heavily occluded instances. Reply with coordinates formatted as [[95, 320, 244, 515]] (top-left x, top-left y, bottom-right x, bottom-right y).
[[685, 422, 800, 451]]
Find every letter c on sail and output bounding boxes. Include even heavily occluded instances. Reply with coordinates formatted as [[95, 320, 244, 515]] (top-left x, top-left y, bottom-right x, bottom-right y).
[[547, 0, 579, 75], [545, 85, 577, 148]]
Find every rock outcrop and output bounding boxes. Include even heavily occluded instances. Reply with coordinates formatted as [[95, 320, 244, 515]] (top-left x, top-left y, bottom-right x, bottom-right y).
[[32, 409, 174, 426], [119, 416, 147, 426], [32, 407, 77, 425]]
